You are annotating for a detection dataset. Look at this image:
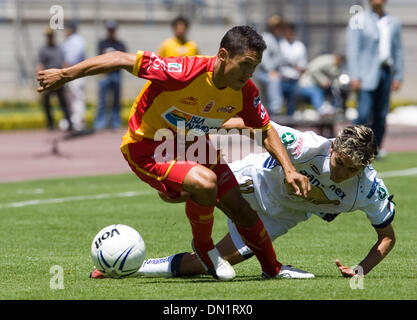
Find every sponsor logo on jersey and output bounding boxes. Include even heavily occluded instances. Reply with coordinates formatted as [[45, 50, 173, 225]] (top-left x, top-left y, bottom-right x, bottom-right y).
[[167, 62, 182, 72], [216, 105, 236, 113], [253, 96, 261, 108], [260, 104, 266, 119], [202, 101, 215, 113], [281, 132, 296, 146], [310, 163, 320, 175], [300, 169, 347, 200], [162, 106, 224, 134], [179, 96, 198, 106], [292, 137, 304, 157], [147, 52, 166, 71], [377, 186, 387, 200], [329, 184, 347, 200]]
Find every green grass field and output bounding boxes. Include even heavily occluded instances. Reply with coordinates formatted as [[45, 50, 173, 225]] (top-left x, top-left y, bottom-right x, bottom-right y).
[[0, 152, 416, 300]]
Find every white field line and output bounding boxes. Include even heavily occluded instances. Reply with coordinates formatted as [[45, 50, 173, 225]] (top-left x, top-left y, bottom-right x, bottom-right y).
[[0, 190, 154, 209], [377, 167, 417, 178], [1, 167, 416, 210]]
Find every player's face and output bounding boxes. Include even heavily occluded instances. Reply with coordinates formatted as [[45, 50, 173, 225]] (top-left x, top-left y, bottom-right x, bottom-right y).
[[329, 149, 363, 183], [223, 50, 262, 90], [369, 0, 386, 10], [173, 22, 187, 40]]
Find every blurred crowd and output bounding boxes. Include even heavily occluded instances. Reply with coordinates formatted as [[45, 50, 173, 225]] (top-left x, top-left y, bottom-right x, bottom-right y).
[[37, 0, 402, 152]]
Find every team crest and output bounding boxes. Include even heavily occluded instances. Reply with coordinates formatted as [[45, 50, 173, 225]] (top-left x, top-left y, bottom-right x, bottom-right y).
[[378, 186, 387, 200], [281, 132, 296, 146]]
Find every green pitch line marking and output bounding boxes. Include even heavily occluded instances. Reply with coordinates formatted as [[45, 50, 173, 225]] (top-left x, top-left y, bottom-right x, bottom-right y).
[[0, 190, 154, 209]]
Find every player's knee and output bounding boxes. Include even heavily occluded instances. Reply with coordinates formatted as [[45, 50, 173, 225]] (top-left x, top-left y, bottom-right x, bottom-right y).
[[184, 166, 217, 198]]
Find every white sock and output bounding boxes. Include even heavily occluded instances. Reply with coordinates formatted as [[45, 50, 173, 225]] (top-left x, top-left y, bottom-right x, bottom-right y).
[[134, 253, 186, 278]]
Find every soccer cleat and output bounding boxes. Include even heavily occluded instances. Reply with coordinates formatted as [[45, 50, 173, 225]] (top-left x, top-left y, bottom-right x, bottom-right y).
[[90, 267, 107, 279], [192, 240, 236, 281], [262, 265, 315, 279]]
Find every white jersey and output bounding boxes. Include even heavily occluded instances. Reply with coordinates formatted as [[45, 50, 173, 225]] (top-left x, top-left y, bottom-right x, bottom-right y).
[[228, 122, 395, 257], [230, 122, 395, 228]]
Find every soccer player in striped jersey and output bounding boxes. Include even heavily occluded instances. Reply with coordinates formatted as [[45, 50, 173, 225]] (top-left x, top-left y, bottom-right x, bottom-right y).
[[110, 121, 395, 279], [37, 26, 311, 281]]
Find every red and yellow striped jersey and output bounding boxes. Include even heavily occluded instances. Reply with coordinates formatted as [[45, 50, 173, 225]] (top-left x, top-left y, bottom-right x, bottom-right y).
[[121, 50, 270, 148]]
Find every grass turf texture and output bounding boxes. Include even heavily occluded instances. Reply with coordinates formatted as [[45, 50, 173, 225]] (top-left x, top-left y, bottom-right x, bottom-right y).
[[0, 152, 416, 300]]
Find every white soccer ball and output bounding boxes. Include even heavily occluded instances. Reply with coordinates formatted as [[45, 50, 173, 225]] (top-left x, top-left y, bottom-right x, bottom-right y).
[[91, 224, 146, 278]]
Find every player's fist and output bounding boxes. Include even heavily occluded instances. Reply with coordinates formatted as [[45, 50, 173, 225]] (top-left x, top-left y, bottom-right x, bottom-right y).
[[37, 68, 66, 92], [335, 259, 357, 277]]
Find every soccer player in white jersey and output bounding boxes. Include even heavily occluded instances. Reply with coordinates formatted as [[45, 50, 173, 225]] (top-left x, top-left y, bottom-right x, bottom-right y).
[[91, 120, 396, 279]]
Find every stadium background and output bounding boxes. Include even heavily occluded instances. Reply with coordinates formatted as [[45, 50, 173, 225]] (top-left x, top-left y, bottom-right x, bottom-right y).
[[0, 0, 417, 182], [1, 0, 417, 102]]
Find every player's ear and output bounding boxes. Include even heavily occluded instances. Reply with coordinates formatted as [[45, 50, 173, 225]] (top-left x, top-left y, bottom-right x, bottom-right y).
[[217, 48, 229, 63]]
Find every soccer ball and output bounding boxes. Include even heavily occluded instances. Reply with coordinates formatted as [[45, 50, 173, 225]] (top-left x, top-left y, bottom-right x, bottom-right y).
[[91, 224, 146, 278]]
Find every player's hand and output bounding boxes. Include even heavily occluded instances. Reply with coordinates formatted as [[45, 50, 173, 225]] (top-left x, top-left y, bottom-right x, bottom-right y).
[[335, 259, 357, 277], [286, 170, 310, 198], [37, 68, 67, 92], [350, 79, 361, 91], [391, 80, 401, 92]]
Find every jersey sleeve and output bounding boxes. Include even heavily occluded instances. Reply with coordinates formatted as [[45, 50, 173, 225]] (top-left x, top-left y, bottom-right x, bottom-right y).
[[357, 169, 395, 228], [131, 50, 211, 91], [237, 80, 270, 130], [269, 121, 330, 163]]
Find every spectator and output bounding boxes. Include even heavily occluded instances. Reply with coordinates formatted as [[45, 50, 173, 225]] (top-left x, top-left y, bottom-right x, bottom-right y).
[[297, 53, 345, 115], [253, 15, 284, 115], [62, 21, 87, 131], [37, 26, 73, 131], [278, 23, 307, 116], [347, 0, 403, 153], [94, 20, 127, 130], [158, 16, 199, 57]]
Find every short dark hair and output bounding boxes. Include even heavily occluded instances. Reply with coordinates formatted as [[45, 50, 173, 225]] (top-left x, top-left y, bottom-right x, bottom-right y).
[[285, 22, 296, 32], [219, 25, 266, 58], [171, 16, 189, 28]]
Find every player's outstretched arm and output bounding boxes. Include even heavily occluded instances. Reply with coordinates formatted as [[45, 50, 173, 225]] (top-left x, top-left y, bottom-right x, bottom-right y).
[[37, 51, 136, 92], [335, 224, 396, 277]]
